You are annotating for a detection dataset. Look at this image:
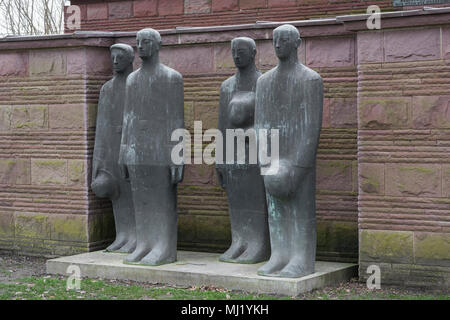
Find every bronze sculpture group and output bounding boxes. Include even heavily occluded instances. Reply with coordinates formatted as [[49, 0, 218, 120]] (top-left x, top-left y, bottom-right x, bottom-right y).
[[91, 25, 323, 278]]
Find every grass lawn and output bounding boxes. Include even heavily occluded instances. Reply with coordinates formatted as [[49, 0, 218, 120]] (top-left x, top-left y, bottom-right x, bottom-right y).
[[0, 276, 282, 300], [0, 276, 448, 300]]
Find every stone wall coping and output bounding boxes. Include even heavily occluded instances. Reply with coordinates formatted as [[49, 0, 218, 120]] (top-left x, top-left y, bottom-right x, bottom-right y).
[[0, 32, 116, 50], [338, 7, 450, 31], [337, 6, 450, 22], [0, 31, 116, 42], [72, 0, 125, 3]]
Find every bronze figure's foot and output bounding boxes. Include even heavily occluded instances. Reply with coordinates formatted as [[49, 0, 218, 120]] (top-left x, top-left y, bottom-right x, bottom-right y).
[[219, 240, 246, 262], [235, 243, 270, 264], [139, 246, 176, 266], [124, 244, 152, 263], [117, 237, 137, 253], [279, 259, 313, 278], [257, 255, 286, 276], [105, 236, 127, 252]]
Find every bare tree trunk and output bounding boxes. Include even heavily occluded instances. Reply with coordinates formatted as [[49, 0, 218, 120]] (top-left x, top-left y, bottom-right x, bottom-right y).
[[0, 0, 65, 36]]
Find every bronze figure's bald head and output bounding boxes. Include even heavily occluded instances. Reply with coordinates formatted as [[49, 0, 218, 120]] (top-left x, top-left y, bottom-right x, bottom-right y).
[[273, 24, 301, 60], [231, 37, 257, 69], [136, 28, 162, 59]]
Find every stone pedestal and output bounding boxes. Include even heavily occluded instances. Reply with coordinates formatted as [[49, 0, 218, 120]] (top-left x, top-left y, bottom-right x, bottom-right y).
[[46, 251, 357, 296]]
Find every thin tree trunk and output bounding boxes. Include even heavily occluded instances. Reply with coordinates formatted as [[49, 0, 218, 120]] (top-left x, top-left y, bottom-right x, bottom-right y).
[[0, 0, 65, 36]]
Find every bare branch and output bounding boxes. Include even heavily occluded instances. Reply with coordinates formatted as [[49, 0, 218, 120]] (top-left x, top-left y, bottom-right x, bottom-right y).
[[0, 0, 65, 36]]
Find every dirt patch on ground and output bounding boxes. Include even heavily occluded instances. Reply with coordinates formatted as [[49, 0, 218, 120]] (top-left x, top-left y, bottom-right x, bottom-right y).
[[0, 252, 46, 284]]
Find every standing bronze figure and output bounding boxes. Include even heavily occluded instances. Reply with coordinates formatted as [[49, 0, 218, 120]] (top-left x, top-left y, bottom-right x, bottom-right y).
[[216, 37, 270, 264], [119, 28, 184, 266], [91, 43, 136, 253], [255, 25, 323, 278]]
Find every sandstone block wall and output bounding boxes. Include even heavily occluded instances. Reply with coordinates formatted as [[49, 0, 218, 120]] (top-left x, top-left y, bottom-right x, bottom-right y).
[[0, 36, 117, 256], [356, 26, 450, 288]]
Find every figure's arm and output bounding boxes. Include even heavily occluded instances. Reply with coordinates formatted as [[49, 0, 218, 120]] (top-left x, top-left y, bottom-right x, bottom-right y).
[[215, 83, 229, 189], [118, 78, 131, 179], [254, 76, 269, 169], [295, 77, 323, 168], [169, 75, 185, 185], [92, 85, 107, 182]]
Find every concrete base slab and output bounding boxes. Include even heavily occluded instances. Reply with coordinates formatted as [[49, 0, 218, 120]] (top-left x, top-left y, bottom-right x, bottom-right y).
[[46, 250, 357, 296]]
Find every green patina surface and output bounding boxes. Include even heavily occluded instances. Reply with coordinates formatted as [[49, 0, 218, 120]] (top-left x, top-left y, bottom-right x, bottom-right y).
[[0, 105, 12, 126], [12, 106, 47, 129], [41, 178, 64, 185], [399, 166, 435, 174], [0, 212, 14, 237], [178, 215, 197, 242], [0, 159, 31, 185], [196, 215, 231, 242], [7, 243, 89, 257], [393, 165, 439, 195], [413, 97, 450, 128], [88, 215, 104, 243], [396, 183, 406, 190], [415, 233, 450, 262], [434, 198, 450, 204], [267, 195, 282, 243], [87, 104, 98, 128], [359, 261, 450, 289], [15, 214, 51, 239], [319, 160, 352, 176], [317, 221, 358, 254], [179, 185, 222, 192], [6, 213, 89, 245], [88, 213, 115, 243], [360, 230, 414, 263], [51, 216, 87, 242], [0, 159, 17, 166], [361, 177, 379, 193], [32, 159, 67, 185], [360, 98, 407, 105], [32, 198, 47, 203], [68, 160, 85, 184], [360, 98, 409, 128], [33, 159, 65, 169], [69, 161, 84, 175]]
